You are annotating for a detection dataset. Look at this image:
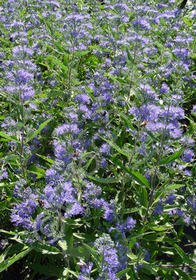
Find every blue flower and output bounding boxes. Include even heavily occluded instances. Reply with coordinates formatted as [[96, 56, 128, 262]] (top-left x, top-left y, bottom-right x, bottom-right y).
[[181, 149, 194, 163], [154, 200, 163, 215], [100, 143, 111, 156], [165, 194, 175, 205]]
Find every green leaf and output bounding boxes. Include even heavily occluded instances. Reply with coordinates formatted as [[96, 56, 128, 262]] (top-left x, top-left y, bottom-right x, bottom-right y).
[[116, 268, 132, 278], [160, 17, 167, 25], [120, 112, 136, 131], [115, 159, 150, 188], [126, 48, 134, 63], [0, 132, 20, 143], [58, 240, 67, 252], [142, 262, 157, 275], [27, 166, 45, 179], [88, 176, 120, 184], [142, 72, 159, 78], [37, 62, 49, 70], [99, 136, 129, 157], [0, 246, 31, 273], [124, 206, 142, 214], [140, 186, 148, 208], [63, 268, 78, 278], [65, 227, 73, 253], [75, 50, 90, 57], [82, 154, 97, 172], [26, 118, 52, 143], [104, 73, 127, 84], [129, 169, 150, 188], [0, 229, 18, 236], [48, 90, 64, 98], [175, 268, 192, 280], [82, 243, 99, 266], [173, 243, 193, 265], [149, 224, 173, 232], [146, 130, 160, 142], [30, 263, 62, 277], [38, 14, 53, 35], [183, 17, 192, 27], [151, 179, 172, 206], [1, 154, 20, 164], [159, 147, 184, 165], [49, 56, 68, 73], [166, 184, 185, 190], [31, 241, 61, 255], [71, 245, 90, 258], [35, 153, 54, 164], [127, 252, 138, 261], [127, 231, 156, 242]]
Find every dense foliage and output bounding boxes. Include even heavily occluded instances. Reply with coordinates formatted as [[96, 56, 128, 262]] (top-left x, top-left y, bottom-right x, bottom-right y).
[[0, 0, 196, 279]]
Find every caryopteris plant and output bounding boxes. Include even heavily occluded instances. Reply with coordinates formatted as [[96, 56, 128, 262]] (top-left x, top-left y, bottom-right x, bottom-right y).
[[0, 0, 196, 279]]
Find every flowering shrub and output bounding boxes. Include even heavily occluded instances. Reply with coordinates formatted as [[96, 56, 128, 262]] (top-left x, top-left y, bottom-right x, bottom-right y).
[[0, 0, 196, 279]]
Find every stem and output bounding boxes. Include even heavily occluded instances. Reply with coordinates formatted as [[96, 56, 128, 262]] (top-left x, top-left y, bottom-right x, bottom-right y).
[[67, 21, 76, 90], [127, 40, 138, 114], [141, 105, 170, 229], [141, 141, 163, 228], [20, 96, 26, 179], [157, 262, 196, 268], [58, 206, 62, 234]]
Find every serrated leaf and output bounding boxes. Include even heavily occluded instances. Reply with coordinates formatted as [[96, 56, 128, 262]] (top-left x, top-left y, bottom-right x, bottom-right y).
[[159, 147, 184, 165]]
